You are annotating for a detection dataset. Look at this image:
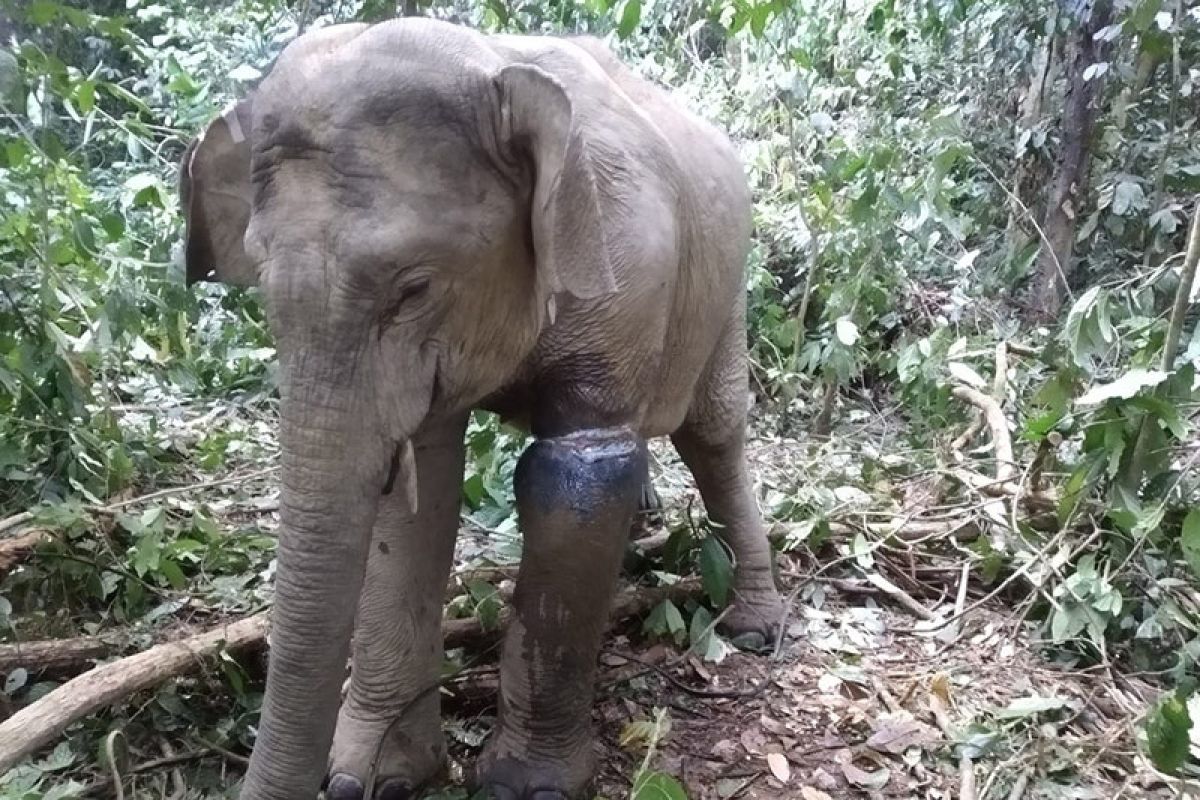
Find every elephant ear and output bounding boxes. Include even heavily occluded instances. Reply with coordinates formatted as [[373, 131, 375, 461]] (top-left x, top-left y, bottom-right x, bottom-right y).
[[495, 64, 619, 300], [179, 100, 257, 286]]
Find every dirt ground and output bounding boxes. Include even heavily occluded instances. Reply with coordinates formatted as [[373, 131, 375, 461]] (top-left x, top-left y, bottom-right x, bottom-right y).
[[432, 574, 1170, 800], [431, 433, 1177, 800]]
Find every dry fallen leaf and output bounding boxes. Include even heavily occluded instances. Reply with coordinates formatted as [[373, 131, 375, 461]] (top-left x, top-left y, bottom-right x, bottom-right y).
[[800, 788, 833, 800], [867, 713, 932, 754], [841, 761, 891, 790], [766, 752, 791, 783]]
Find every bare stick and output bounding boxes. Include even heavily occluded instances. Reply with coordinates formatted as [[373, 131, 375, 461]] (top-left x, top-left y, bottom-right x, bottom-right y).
[[951, 386, 1015, 483], [0, 513, 33, 536], [931, 686, 976, 800], [865, 572, 935, 621], [0, 466, 280, 539]]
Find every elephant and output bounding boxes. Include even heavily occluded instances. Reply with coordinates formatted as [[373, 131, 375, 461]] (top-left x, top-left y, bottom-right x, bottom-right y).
[[179, 17, 784, 800]]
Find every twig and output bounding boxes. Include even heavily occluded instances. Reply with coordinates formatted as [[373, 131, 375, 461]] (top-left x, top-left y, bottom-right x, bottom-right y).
[[864, 572, 935, 621], [82, 749, 231, 797], [94, 466, 280, 514], [0, 466, 280, 538], [930, 684, 976, 800], [0, 513, 33, 536], [1007, 767, 1032, 800]]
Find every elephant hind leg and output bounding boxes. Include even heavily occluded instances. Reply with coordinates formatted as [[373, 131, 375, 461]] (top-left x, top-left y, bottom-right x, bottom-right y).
[[671, 316, 784, 650], [327, 413, 468, 800], [477, 427, 646, 800]]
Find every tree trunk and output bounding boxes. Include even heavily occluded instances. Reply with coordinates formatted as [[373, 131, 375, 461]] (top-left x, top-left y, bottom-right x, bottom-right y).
[[1030, 0, 1114, 321], [1005, 5, 1059, 262]]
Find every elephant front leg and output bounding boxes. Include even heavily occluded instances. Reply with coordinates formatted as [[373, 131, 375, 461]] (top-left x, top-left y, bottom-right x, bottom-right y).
[[478, 428, 645, 800], [327, 414, 468, 800]]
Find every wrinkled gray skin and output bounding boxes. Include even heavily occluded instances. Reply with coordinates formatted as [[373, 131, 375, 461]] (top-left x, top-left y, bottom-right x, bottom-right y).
[[179, 18, 784, 800]]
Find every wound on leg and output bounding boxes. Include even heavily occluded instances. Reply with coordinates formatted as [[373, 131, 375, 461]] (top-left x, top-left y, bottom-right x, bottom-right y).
[[515, 428, 646, 522]]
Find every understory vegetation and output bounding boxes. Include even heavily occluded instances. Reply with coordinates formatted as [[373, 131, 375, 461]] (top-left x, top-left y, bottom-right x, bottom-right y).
[[1, 0, 1199, 797]]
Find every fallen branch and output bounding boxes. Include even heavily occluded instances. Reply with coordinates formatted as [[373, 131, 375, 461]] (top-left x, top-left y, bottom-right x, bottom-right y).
[[930, 684, 976, 800], [0, 614, 270, 776], [0, 634, 119, 677], [0, 528, 51, 577], [0, 578, 702, 772], [951, 385, 1015, 483]]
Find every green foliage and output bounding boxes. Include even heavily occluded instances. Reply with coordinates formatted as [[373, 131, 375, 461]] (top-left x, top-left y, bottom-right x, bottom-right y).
[[1145, 689, 1193, 775], [1, 0, 1199, 792]]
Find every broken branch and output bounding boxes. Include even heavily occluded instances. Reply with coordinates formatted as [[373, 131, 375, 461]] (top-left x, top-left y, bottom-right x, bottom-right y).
[[0, 578, 702, 772], [0, 614, 270, 776], [951, 385, 1015, 483]]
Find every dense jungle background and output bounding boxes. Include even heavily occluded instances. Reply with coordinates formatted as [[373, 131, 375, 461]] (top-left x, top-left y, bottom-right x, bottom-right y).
[[1, 0, 1199, 797]]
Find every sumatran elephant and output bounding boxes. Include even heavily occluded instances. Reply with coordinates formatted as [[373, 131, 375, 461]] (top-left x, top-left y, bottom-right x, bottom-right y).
[[179, 17, 784, 800]]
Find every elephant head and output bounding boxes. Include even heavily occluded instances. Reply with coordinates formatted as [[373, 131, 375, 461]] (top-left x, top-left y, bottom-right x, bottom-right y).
[[180, 19, 633, 799]]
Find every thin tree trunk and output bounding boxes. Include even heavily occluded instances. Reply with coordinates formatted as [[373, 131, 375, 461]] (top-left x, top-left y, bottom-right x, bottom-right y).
[[1006, 5, 1058, 261], [1031, 0, 1114, 321]]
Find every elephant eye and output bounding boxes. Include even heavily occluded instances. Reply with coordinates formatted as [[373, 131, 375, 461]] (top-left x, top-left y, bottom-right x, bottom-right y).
[[379, 277, 432, 335], [397, 278, 430, 305]]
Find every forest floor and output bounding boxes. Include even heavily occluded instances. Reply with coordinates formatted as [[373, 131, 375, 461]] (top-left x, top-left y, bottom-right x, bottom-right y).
[[507, 434, 1171, 800], [0, 396, 1180, 799]]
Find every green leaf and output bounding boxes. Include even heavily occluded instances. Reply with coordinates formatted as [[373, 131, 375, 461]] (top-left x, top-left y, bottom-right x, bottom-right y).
[[1181, 509, 1200, 580], [631, 771, 688, 800], [1126, 0, 1164, 32], [643, 599, 686, 641], [699, 535, 733, 607], [1145, 690, 1192, 775], [616, 0, 641, 38], [1111, 180, 1146, 216]]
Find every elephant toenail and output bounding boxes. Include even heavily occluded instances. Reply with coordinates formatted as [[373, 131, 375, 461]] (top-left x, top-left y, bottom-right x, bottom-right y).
[[487, 785, 519, 800], [326, 773, 365, 800], [376, 779, 413, 800], [730, 631, 768, 652]]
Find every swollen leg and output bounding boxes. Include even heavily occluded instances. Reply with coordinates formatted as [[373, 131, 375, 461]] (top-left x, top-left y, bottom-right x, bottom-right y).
[[327, 414, 468, 800], [478, 428, 645, 800]]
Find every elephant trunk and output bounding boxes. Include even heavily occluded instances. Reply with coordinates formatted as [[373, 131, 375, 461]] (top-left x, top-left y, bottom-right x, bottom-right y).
[[241, 366, 390, 799]]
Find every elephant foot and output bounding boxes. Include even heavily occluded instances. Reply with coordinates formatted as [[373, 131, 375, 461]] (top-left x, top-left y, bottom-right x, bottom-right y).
[[325, 774, 415, 800], [718, 585, 786, 652], [325, 702, 445, 800], [474, 727, 595, 800]]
